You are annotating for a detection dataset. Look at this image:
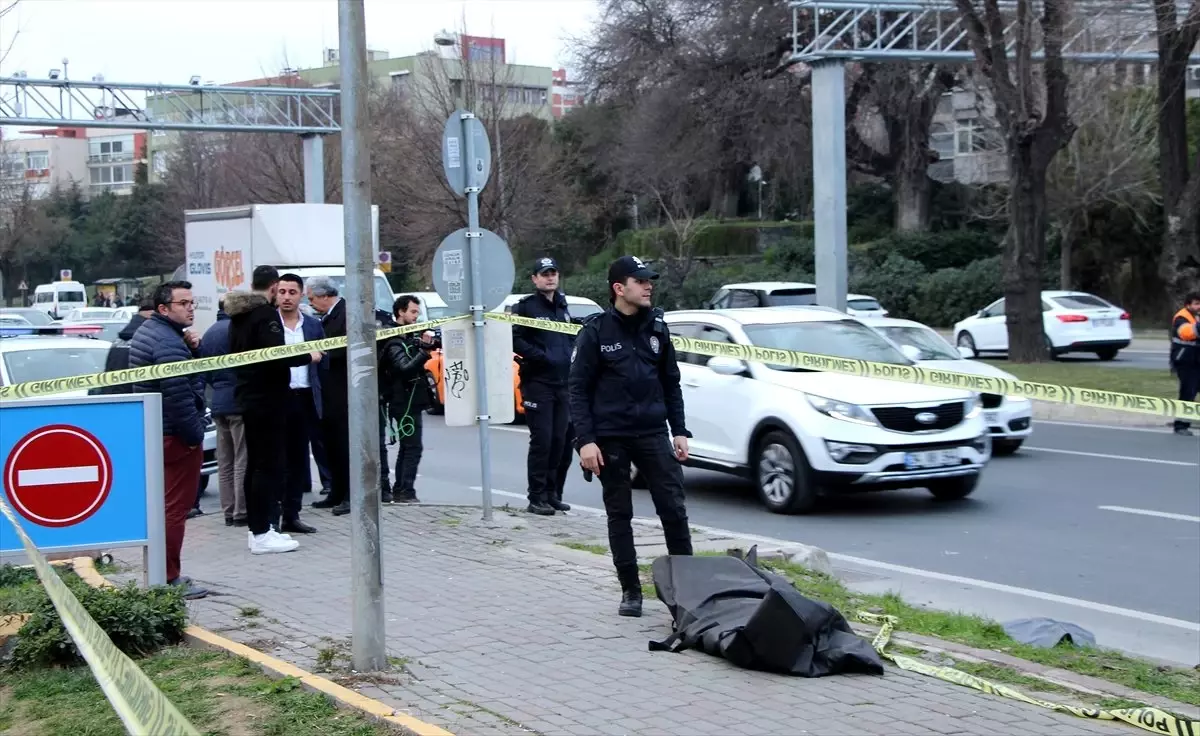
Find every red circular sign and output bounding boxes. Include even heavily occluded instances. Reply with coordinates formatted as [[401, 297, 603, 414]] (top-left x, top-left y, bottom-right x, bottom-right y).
[[4, 424, 113, 528]]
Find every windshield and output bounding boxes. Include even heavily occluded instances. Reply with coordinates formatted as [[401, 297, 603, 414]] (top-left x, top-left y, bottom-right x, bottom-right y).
[[764, 288, 817, 307], [90, 322, 125, 342], [571, 303, 603, 318], [1052, 294, 1112, 310], [59, 290, 86, 303], [426, 306, 455, 320], [300, 275, 394, 314], [848, 298, 883, 311], [878, 325, 959, 360], [1, 309, 53, 326], [3, 346, 109, 385], [743, 319, 911, 370]]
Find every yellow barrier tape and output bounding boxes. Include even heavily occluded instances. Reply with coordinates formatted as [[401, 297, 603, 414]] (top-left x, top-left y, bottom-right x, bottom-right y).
[[0, 497, 200, 735], [858, 611, 1198, 736], [490, 312, 1195, 421], [0, 316, 468, 400]]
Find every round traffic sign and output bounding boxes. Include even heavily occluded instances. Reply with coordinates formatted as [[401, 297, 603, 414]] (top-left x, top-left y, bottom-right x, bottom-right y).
[[3, 424, 113, 528]]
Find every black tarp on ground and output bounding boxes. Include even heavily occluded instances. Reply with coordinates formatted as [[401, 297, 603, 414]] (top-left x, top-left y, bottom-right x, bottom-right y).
[[648, 549, 885, 677]]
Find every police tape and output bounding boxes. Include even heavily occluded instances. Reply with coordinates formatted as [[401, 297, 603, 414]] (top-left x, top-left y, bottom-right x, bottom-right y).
[[0, 316, 468, 400], [858, 611, 1198, 736], [0, 497, 200, 735], [489, 312, 1196, 421]]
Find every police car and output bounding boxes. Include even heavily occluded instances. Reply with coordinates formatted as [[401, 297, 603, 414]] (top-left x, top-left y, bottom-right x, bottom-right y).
[[858, 316, 1032, 455], [660, 308, 991, 514], [0, 323, 218, 486]]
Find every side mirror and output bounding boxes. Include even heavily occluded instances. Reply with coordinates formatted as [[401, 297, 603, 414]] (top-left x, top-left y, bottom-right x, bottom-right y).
[[978, 309, 988, 318], [899, 344, 922, 362], [707, 355, 747, 375], [957, 345, 974, 359]]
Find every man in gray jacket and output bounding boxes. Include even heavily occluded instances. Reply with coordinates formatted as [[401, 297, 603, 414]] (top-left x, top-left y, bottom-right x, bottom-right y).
[[129, 281, 208, 599]]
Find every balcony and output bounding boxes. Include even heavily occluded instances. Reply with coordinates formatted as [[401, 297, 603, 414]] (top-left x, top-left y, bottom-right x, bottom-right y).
[[88, 151, 135, 164]]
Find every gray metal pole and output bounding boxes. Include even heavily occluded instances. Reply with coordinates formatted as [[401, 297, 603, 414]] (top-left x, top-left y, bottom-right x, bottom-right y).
[[811, 60, 848, 312], [302, 134, 325, 204], [462, 112, 494, 522], [338, 0, 386, 673]]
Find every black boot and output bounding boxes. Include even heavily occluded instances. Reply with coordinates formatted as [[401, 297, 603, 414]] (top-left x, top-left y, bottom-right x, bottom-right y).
[[548, 493, 571, 512], [526, 498, 556, 516], [616, 566, 643, 617]]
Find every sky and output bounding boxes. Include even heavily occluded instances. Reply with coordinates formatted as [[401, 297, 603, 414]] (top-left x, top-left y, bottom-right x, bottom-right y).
[[1, 0, 598, 85]]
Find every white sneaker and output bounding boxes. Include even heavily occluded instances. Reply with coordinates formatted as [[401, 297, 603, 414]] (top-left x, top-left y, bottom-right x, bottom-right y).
[[248, 530, 299, 555], [268, 527, 293, 541]]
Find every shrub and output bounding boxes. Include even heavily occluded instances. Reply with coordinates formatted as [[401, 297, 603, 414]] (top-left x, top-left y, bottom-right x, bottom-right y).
[[561, 272, 612, 307], [910, 256, 1003, 328], [860, 230, 1001, 272], [763, 238, 815, 274], [850, 253, 928, 320], [7, 579, 187, 669]]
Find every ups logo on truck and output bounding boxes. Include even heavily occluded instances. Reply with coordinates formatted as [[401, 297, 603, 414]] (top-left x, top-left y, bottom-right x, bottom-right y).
[[214, 248, 245, 291]]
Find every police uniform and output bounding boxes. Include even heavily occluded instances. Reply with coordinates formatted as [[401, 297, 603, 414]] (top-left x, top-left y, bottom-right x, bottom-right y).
[[1170, 299, 1200, 435], [512, 257, 575, 514], [568, 255, 693, 616]]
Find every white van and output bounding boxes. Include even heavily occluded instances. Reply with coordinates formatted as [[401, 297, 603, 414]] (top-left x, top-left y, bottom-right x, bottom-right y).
[[32, 281, 88, 320]]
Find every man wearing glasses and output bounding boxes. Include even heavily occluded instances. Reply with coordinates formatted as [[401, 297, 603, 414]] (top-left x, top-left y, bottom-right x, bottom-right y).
[[129, 281, 209, 599]]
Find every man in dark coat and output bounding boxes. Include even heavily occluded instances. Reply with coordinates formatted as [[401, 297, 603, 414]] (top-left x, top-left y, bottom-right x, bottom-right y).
[[306, 275, 351, 516], [381, 295, 436, 503], [128, 281, 208, 599], [227, 265, 319, 555], [90, 296, 154, 395]]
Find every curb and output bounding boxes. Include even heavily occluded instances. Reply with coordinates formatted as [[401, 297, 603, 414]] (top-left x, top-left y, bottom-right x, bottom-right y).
[[72, 557, 455, 736]]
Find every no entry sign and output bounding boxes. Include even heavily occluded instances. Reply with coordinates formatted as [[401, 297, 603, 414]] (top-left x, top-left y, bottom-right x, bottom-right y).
[[3, 424, 113, 528]]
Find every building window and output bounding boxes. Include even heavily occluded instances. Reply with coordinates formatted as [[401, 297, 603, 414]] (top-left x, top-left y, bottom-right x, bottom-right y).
[[25, 151, 49, 170], [90, 164, 132, 186], [152, 151, 168, 176], [1, 153, 23, 179], [930, 123, 955, 159], [89, 138, 132, 163], [955, 119, 992, 154]]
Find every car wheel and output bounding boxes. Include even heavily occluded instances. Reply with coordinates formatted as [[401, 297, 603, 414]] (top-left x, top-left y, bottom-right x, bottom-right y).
[[754, 430, 817, 514], [1043, 334, 1060, 360], [927, 474, 979, 501], [1096, 348, 1118, 361], [956, 332, 977, 357], [629, 463, 649, 489], [992, 439, 1023, 456]]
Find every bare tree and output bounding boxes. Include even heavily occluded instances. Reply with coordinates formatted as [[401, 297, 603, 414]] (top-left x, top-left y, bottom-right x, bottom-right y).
[[1048, 74, 1160, 289], [954, 0, 1077, 362], [1154, 0, 1200, 300]]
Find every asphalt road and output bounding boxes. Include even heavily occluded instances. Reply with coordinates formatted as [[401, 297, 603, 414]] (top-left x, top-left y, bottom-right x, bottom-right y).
[[985, 349, 1168, 371], [407, 417, 1200, 664]]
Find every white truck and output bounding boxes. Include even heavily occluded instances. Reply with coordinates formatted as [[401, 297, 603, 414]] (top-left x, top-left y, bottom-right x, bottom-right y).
[[185, 203, 392, 334]]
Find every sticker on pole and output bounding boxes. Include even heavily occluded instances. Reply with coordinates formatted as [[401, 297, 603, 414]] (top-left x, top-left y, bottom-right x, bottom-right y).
[[441, 108, 492, 197], [4, 424, 113, 528]]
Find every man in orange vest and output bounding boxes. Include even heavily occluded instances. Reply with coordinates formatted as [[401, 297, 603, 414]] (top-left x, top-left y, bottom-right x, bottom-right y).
[[1170, 292, 1200, 436]]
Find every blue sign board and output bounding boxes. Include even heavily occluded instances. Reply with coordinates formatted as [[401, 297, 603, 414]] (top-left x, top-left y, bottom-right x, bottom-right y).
[[0, 394, 165, 584]]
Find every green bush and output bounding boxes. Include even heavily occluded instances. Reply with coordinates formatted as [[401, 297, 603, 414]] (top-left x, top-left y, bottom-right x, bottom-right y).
[[7, 579, 187, 670], [561, 272, 612, 306], [860, 230, 1000, 272], [910, 256, 1003, 328], [763, 239, 815, 274], [850, 253, 928, 319]]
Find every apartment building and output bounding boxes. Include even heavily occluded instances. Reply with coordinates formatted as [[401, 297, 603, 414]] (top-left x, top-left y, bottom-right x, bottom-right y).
[[144, 34, 555, 183], [551, 68, 582, 119], [0, 125, 146, 199]]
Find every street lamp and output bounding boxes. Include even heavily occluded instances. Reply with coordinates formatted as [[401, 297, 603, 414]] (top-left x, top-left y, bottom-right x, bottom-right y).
[[748, 165, 768, 220]]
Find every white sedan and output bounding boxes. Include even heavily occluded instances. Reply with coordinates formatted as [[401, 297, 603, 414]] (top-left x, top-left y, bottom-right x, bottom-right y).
[[953, 290, 1132, 360], [860, 317, 1033, 455], [659, 307, 991, 514]]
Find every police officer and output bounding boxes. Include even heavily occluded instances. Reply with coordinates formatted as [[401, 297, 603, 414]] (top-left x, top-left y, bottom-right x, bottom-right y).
[[568, 255, 693, 618], [513, 257, 574, 516], [1170, 292, 1200, 436]]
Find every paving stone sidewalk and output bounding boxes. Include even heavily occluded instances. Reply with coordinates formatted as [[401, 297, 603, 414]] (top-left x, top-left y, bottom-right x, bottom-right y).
[[114, 486, 1125, 736]]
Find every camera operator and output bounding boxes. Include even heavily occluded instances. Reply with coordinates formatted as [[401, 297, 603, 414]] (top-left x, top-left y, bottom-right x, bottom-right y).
[[381, 295, 438, 502]]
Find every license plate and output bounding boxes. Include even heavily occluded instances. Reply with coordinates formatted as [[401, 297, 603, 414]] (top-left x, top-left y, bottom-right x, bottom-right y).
[[984, 410, 1000, 424], [1093, 318, 1114, 327], [904, 449, 961, 470]]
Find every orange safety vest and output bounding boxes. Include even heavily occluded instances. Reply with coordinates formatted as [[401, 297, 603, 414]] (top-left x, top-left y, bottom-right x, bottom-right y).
[[1173, 307, 1197, 345]]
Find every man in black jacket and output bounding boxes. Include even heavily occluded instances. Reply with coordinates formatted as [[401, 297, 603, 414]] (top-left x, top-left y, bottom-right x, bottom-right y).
[[90, 296, 154, 395], [128, 281, 208, 598], [307, 276, 352, 516], [382, 295, 436, 502], [227, 265, 320, 555], [568, 255, 694, 618], [512, 257, 575, 516]]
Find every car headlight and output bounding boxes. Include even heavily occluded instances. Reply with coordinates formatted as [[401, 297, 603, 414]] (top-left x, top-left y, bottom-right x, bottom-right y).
[[806, 394, 878, 427], [964, 394, 981, 419]]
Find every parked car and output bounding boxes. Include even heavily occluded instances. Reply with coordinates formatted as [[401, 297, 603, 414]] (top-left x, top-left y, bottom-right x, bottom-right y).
[[422, 294, 603, 420], [0, 308, 55, 326], [953, 290, 1131, 360], [658, 307, 991, 514], [859, 317, 1032, 455], [62, 307, 118, 323], [706, 282, 888, 318]]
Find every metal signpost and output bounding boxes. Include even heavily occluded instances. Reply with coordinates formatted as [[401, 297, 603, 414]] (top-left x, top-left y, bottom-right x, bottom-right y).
[[435, 108, 516, 522], [0, 394, 167, 586]]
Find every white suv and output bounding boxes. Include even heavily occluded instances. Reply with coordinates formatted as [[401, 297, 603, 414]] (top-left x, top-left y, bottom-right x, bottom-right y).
[[663, 308, 991, 514]]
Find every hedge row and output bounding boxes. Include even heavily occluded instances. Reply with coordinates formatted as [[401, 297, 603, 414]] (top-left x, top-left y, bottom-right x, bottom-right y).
[[561, 230, 1010, 327]]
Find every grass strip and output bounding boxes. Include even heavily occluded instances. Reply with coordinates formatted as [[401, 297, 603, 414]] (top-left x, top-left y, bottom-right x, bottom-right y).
[[0, 646, 394, 736], [1002, 362, 1174, 400]]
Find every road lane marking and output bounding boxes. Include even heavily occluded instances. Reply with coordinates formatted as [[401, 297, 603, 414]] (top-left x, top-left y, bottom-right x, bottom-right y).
[[1099, 505, 1200, 523], [1023, 446, 1197, 466], [17, 465, 100, 486], [471, 486, 1200, 633]]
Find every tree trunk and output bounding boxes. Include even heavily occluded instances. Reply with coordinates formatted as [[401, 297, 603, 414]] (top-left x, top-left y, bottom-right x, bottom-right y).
[[889, 79, 940, 233], [1059, 215, 1076, 290], [1005, 144, 1053, 363], [894, 165, 932, 232]]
